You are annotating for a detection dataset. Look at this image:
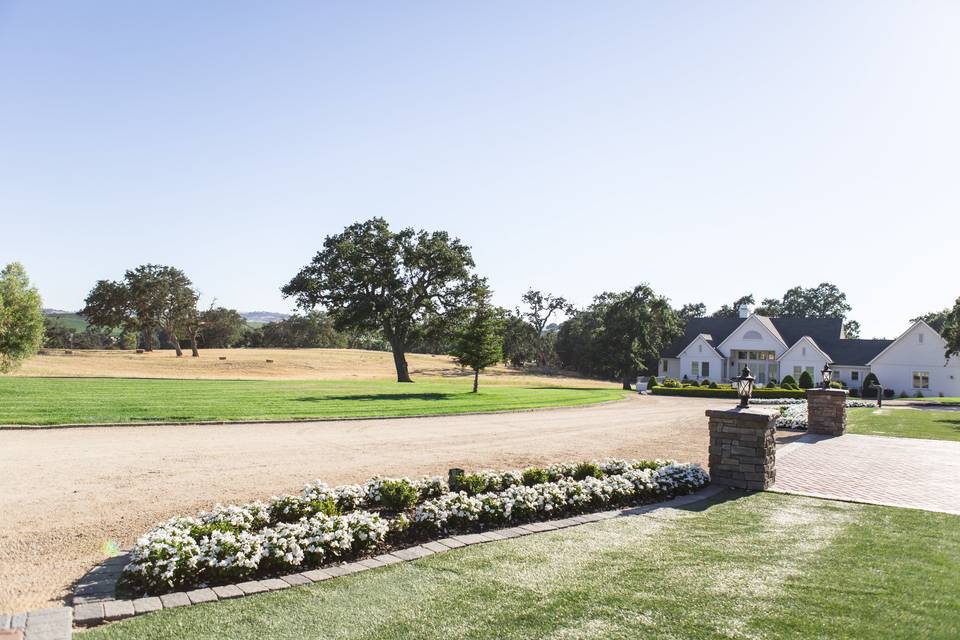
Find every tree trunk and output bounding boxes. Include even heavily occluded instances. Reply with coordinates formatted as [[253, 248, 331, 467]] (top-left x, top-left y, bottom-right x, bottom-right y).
[[622, 371, 633, 390], [390, 342, 412, 383], [169, 329, 183, 357], [142, 326, 154, 351], [473, 368, 479, 393], [190, 334, 199, 357]]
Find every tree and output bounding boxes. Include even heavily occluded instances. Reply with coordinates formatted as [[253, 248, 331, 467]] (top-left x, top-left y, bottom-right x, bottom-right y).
[[677, 302, 706, 322], [81, 264, 199, 353], [712, 294, 755, 318], [598, 284, 682, 390], [501, 313, 538, 367], [911, 308, 952, 333], [755, 297, 784, 316], [779, 283, 851, 318], [518, 289, 573, 366], [842, 319, 861, 339], [197, 307, 247, 348], [450, 286, 505, 392], [282, 218, 477, 382], [0, 262, 45, 373], [942, 297, 960, 360]]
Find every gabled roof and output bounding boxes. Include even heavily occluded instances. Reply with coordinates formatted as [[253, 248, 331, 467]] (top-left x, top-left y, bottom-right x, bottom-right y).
[[661, 314, 889, 366], [866, 320, 938, 366], [778, 335, 832, 362], [678, 333, 725, 360]]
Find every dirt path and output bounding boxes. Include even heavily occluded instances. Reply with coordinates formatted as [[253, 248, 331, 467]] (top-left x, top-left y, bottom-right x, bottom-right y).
[[1, 395, 731, 611]]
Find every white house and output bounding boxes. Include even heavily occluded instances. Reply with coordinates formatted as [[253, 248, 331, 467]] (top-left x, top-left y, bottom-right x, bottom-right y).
[[658, 306, 960, 397]]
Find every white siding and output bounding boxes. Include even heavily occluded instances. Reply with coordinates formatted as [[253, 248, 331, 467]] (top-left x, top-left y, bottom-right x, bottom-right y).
[[678, 336, 724, 383], [870, 323, 960, 397], [778, 337, 828, 385], [659, 358, 681, 380]]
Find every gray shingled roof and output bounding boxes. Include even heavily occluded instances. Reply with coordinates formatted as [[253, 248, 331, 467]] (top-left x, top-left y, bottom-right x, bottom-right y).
[[662, 315, 892, 366]]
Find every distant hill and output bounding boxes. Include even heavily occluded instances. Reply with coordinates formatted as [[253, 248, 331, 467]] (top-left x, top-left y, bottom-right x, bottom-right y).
[[240, 311, 290, 324], [42, 311, 89, 331], [41, 309, 290, 332]]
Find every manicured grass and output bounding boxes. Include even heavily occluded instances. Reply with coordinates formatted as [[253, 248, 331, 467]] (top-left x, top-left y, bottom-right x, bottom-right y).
[[0, 378, 627, 425], [848, 407, 960, 441], [83, 492, 960, 640]]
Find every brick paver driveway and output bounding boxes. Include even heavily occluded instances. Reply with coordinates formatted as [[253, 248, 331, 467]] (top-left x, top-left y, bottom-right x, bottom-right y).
[[772, 433, 960, 515]]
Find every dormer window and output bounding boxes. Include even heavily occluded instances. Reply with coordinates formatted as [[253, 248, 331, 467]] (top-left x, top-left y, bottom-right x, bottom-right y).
[[802, 347, 807, 356], [743, 330, 762, 341], [919, 333, 924, 344]]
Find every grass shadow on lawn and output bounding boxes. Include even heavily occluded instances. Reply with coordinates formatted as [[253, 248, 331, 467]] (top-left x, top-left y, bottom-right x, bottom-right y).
[[934, 417, 960, 433]]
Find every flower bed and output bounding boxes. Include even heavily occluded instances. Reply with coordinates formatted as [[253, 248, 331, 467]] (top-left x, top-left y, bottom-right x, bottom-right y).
[[651, 387, 807, 399], [119, 459, 709, 596]]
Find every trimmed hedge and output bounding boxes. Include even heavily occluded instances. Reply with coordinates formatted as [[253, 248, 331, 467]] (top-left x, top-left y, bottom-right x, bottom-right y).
[[651, 386, 807, 399]]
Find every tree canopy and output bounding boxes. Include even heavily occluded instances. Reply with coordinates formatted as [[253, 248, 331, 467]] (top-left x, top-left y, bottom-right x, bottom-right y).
[[942, 297, 960, 360], [81, 264, 200, 354], [282, 218, 478, 382], [0, 262, 45, 373], [518, 289, 572, 366]]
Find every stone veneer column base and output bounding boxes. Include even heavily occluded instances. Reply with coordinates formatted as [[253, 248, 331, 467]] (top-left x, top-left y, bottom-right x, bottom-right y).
[[805, 388, 848, 436], [706, 407, 777, 490]]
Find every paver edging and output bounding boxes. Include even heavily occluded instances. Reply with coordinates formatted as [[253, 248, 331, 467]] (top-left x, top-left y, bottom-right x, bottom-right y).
[[3, 484, 724, 635]]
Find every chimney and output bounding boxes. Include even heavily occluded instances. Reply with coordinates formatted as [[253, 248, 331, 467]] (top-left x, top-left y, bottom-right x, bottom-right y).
[[738, 305, 751, 319]]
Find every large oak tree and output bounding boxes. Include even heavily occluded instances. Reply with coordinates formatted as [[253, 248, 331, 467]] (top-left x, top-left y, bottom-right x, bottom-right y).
[[282, 218, 478, 382]]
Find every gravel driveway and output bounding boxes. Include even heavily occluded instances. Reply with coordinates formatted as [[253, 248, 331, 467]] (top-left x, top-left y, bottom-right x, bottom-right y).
[[1, 395, 736, 611]]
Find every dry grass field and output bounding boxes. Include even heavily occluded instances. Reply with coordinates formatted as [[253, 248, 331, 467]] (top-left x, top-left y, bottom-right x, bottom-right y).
[[15, 348, 617, 387]]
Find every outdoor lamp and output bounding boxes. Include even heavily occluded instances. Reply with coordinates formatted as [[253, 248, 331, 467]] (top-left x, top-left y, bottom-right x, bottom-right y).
[[821, 364, 833, 388], [735, 365, 754, 408]]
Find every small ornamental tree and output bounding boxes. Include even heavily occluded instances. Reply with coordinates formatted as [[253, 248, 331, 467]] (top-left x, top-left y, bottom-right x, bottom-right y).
[[0, 262, 45, 373], [798, 369, 814, 389], [450, 286, 505, 393]]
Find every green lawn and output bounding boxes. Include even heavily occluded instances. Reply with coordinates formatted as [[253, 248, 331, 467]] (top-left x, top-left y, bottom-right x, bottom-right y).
[[0, 378, 627, 426], [848, 407, 960, 441], [83, 492, 960, 640]]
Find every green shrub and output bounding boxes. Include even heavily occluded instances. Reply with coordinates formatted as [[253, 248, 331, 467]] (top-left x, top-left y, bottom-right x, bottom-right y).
[[798, 370, 814, 389], [647, 376, 659, 389], [454, 473, 490, 495], [828, 381, 843, 389], [709, 381, 719, 389], [572, 461, 602, 481], [900, 391, 908, 398], [849, 388, 860, 398], [268, 496, 339, 523], [883, 388, 895, 399], [650, 386, 806, 399], [862, 373, 880, 398], [915, 391, 924, 399], [781, 375, 797, 386], [661, 378, 681, 388], [766, 382, 780, 389], [521, 467, 549, 486], [374, 479, 419, 512]]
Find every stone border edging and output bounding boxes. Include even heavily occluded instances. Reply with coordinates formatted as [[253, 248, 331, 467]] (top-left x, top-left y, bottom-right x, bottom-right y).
[[57, 484, 724, 630], [0, 395, 632, 430]]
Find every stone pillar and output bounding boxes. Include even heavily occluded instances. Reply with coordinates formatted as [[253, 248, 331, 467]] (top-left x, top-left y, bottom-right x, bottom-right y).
[[806, 388, 848, 436], [706, 407, 777, 490]]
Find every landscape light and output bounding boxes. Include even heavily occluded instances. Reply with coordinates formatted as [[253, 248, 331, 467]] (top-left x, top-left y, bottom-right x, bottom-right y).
[[735, 365, 754, 408], [821, 364, 833, 388]]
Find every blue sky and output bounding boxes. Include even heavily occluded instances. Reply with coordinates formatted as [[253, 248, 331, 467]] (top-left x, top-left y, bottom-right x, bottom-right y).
[[1, 1, 957, 339]]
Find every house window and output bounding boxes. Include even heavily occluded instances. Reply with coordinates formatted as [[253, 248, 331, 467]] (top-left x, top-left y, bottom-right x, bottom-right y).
[[851, 371, 859, 381], [805, 366, 814, 378], [913, 372, 929, 389], [691, 362, 700, 377], [701, 362, 710, 378], [749, 351, 757, 360], [919, 333, 924, 344], [738, 351, 747, 359], [794, 366, 802, 378], [802, 347, 807, 356], [698, 344, 702, 353], [662, 360, 668, 372], [743, 330, 762, 341]]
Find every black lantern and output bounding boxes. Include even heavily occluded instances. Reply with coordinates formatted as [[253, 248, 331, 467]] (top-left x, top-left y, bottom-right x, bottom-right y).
[[821, 364, 833, 388], [735, 365, 754, 408]]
